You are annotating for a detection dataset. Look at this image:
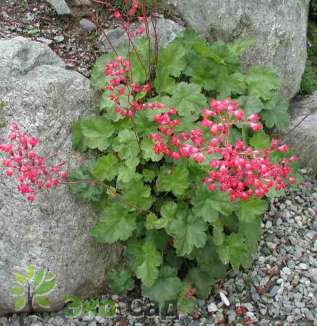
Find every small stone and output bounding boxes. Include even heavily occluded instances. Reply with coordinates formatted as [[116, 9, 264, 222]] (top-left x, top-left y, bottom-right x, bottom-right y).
[[207, 302, 218, 313], [294, 215, 302, 224], [219, 291, 230, 306], [0, 317, 8, 326], [266, 221, 272, 228], [303, 309, 315, 321], [50, 316, 65, 326], [214, 311, 225, 324], [243, 303, 254, 312], [269, 286, 279, 297], [298, 263, 308, 270], [281, 267, 291, 275], [111, 294, 119, 301], [286, 315, 295, 323], [37, 37, 53, 45], [79, 19, 96, 32], [260, 308, 267, 315], [227, 310, 236, 323], [309, 268, 317, 282], [306, 230, 317, 240], [54, 35, 65, 43], [246, 311, 257, 322], [95, 316, 105, 323]]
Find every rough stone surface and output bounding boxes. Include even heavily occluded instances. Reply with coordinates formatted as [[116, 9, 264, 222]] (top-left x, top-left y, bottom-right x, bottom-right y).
[[282, 92, 317, 175], [46, 0, 72, 15], [98, 18, 184, 52], [164, 0, 310, 101], [0, 37, 120, 314]]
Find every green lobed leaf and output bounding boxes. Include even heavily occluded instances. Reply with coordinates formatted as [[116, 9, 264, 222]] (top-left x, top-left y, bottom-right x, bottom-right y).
[[168, 209, 207, 256], [117, 162, 139, 184], [238, 95, 264, 117], [98, 91, 115, 112], [68, 165, 104, 202], [261, 96, 289, 129], [91, 154, 119, 182], [112, 129, 140, 161], [239, 217, 262, 253], [154, 41, 186, 94], [187, 268, 215, 299], [157, 41, 186, 78], [228, 37, 255, 56], [177, 282, 197, 314], [217, 233, 252, 271], [236, 197, 267, 223], [217, 72, 247, 98], [145, 212, 159, 230], [90, 201, 137, 243], [142, 168, 157, 182], [192, 188, 219, 223], [169, 82, 207, 120], [143, 266, 182, 307], [129, 37, 149, 84], [128, 240, 162, 287], [156, 164, 190, 197], [107, 268, 135, 294], [141, 138, 163, 162], [82, 117, 115, 151], [134, 110, 157, 136], [120, 178, 154, 211], [212, 217, 225, 246], [192, 185, 236, 220], [192, 237, 227, 278], [245, 66, 279, 100], [250, 130, 271, 149]]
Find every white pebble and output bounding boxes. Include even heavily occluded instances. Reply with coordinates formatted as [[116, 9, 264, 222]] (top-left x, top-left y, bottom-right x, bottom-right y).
[[219, 291, 230, 307], [298, 263, 308, 270], [207, 302, 218, 313]]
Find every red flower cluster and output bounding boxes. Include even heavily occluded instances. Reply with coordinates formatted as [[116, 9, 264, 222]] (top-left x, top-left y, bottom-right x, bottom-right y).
[[112, 0, 146, 39], [0, 123, 67, 202], [104, 56, 164, 117], [150, 99, 296, 201]]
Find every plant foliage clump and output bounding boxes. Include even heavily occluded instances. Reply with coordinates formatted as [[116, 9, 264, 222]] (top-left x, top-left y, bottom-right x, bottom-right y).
[[69, 4, 298, 312]]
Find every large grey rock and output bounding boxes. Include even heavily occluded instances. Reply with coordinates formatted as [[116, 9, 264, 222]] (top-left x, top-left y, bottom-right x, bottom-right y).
[[164, 0, 310, 101], [98, 18, 184, 52], [282, 93, 317, 175], [0, 37, 120, 314], [47, 0, 72, 15]]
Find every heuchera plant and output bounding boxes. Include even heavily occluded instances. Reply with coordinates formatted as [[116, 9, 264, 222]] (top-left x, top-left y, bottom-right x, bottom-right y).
[[0, 0, 300, 314], [67, 0, 300, 312]]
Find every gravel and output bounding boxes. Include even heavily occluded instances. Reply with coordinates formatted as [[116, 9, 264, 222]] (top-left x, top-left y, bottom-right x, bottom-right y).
[[0, 0, 110, 77], [0, 1, 316, 325]]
